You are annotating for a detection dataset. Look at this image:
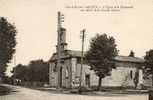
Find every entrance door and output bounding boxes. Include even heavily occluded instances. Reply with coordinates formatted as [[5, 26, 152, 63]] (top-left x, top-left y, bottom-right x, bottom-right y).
[[85, 74, 90, 88], [59, 67, 63, 87]]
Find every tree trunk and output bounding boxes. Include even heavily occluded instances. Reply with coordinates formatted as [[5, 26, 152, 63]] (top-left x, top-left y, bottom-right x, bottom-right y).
[[98, 77, 102, 90]]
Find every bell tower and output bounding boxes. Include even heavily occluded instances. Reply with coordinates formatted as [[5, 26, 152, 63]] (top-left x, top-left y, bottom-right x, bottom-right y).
[[56, 12, 67, 52], [56, 11, 67, 88]]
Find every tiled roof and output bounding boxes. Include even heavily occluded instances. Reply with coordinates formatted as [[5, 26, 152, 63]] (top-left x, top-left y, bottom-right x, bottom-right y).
[[50, 50, 144, 63], [49, 50, 81, 61], [114, 56, 144, 63], [66, 50, 82, 57]]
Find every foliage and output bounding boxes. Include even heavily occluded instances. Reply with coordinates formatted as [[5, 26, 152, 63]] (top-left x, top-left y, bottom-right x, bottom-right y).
[[2, 76, 14, 84], [85, 34, 118, 88], [144, 49, 153, 86], [11, 59, 49, 83], [28, 60, 49, 82], [11, 64, 28, 81], [144, 50, 153, 75], [0, 17, 17, 78]]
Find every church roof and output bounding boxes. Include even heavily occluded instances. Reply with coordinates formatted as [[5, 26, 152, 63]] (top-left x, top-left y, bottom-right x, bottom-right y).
[[49, 50, 81, 61], [114, 56, 144, 63], [49, 50, 144, 63]]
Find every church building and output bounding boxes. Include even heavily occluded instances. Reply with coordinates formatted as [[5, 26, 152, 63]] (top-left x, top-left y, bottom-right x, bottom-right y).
[[48, 12, 151, 89]]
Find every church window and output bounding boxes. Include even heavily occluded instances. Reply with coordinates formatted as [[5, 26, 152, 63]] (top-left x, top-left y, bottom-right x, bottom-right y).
[[130, 70, 133, 79], [53, 62, 57, 72]]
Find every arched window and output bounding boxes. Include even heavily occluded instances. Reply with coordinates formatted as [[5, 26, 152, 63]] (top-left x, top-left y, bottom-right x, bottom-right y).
[[130, 70, 133, 79]]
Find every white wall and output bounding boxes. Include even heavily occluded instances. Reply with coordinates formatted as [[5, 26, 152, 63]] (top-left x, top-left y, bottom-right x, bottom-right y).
[[76, 62, 138, 87]]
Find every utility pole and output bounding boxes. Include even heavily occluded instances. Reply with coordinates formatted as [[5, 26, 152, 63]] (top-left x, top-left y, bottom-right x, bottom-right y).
[[79, 29, 86, 92], [57, 11, 64, 88]]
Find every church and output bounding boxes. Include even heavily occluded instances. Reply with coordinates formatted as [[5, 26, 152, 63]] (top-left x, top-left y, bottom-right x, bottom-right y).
[[48, 12, 151, 89]]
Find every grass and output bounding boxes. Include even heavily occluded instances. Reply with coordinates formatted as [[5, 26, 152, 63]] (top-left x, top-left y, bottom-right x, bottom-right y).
[[0, 85, 12, 96]]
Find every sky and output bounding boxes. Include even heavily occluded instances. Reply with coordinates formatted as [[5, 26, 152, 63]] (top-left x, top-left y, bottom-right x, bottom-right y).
[[0, 0, 153, 76]]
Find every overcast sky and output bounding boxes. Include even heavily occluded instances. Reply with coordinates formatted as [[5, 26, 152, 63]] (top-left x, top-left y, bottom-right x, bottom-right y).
[[0, 0, 153, 76]]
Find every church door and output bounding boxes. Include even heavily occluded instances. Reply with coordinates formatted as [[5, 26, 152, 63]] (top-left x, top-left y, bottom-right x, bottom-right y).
[[59, 67, 63, 87], [85, 74, 90, 88]]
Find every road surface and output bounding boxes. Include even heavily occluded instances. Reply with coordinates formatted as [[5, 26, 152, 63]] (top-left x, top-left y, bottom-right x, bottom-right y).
[[0, 84, 148, 100]]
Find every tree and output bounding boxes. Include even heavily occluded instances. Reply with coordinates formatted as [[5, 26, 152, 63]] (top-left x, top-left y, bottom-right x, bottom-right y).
[[11, 60, 49, 83], [11, 64, 28, 82], [0, 17, 17, 79], [144, 49, 153, 86], [85, 34, 118, 89], [28, 59, 49, 82]]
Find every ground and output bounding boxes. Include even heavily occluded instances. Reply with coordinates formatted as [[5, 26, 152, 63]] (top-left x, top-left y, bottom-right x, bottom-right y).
[[0, 85, 11, 96], [0, 84, 148, 100]]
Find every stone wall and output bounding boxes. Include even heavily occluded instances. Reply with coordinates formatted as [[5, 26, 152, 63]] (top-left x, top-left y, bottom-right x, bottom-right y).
[[49, 59, 72, 88], [49, 57, 152, 88], [74, 61, 142, 87], [49, 62, 58, 87], [143, 75, 152, 87], [61, 59, 72, 88]]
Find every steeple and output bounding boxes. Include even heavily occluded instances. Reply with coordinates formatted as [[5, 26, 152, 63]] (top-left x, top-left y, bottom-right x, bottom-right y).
[[59, 27, 67, 51], [56, 12, 67, 52]]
